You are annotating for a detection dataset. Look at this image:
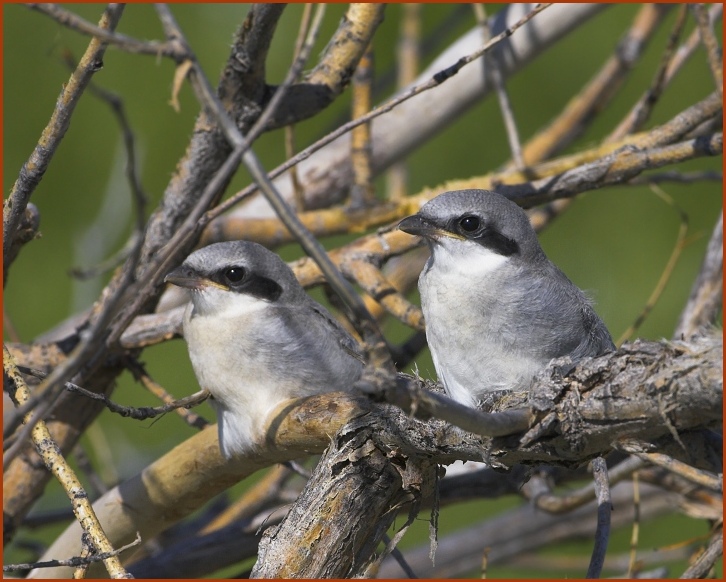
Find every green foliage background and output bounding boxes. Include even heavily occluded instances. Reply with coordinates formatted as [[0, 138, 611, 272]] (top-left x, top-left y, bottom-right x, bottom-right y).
[[3, 4, 722, 578]]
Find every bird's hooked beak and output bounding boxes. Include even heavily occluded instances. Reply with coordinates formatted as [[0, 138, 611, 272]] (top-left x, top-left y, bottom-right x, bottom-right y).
[[398, 214, 465, 241], [164, 266, 229, 291]]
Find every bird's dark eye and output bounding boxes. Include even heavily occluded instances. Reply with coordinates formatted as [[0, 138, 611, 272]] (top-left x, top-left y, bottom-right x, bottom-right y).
[[459, 215, 481, 232], [223, 267, 245, 284]]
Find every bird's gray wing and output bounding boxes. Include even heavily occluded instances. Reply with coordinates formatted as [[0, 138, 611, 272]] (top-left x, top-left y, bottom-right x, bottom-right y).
[[308, 302, 366, 364]]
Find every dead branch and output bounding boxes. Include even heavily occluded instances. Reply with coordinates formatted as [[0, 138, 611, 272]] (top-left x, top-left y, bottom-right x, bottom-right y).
[[3, 346, 131, 578], [680, 527, 723, 578], [232, 4, 607, 217], [378, 482, 682, 578], [674, 211, 723, 338], [28, 333, 721, 578], [585, 457, 612, 578], [3, 5, 125, 281]]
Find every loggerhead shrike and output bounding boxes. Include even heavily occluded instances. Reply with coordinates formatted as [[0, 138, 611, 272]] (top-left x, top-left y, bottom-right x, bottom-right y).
[[165, 241, 364, 458], [398, 189, 614, 409]]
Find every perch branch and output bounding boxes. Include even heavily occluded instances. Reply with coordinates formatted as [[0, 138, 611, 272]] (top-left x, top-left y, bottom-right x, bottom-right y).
[[30, 334, 721, 577]]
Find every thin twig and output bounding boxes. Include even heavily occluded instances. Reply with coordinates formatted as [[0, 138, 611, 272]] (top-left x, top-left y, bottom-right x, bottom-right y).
[[3, 4, 148, 469], [27, 3, 177, 56], [350, 43, 376, 209], [666, 5, 722, 84], [627, 169, 722, 185], [4, 4, 125, 275], [674, 210, 723, 338], [17, 365, 210, 421], [61, 49, 148, 279], [680, 528, 723, 578], [626, 471, 641, 577], [473, 4, 524, 169], [522, 456, 646, 514], [3, 533, 142, 573], [285, 3, 317, 212], [209, 3, 553, 220], [504, 4, 671, 234], [3, 346, 132, 578], [126, 359, 209, 429], [616, 185, 689, 345], [387, 3, 421, 201], [608, 5, 689, 141], [618, 441, 722, 491], [586, 457, 612, 579], [691, 4, 723, 94]]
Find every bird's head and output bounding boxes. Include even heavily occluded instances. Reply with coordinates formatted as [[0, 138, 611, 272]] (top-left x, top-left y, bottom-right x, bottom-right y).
[[398, 189, 545, 274], [165, 241, 304, 316]]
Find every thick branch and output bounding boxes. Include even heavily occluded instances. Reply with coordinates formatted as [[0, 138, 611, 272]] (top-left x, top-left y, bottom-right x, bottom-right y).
[[30, 334, 721, 577]]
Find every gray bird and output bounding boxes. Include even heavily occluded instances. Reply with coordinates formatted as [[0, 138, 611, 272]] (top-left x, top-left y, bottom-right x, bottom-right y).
[[398, 189, 614, 408], [165, 241, 364, 458]]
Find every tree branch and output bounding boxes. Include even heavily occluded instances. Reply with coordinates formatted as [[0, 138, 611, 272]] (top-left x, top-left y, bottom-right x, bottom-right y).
[[3, 4, 124, 281], [29, 333, 721, 577]]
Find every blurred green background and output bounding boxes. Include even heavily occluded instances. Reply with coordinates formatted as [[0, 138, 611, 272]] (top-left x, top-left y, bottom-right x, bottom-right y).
[[4, 3, 722, 578]]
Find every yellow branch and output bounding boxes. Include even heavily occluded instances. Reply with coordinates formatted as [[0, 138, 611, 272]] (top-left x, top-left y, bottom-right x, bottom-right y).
[[3, 346, 132, 579]]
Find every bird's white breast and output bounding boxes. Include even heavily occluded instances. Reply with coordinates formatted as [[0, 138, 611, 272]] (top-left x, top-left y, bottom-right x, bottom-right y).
[[182, 294, 298, 456], [420, 241, 542, 404]]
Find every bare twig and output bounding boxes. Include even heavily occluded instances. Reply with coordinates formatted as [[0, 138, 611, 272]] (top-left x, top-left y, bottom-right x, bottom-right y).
[[680, 528, 723, 578], [522, 456, 646, 514], [3, 6, 150, 470], [17, 365, 210, 423], [285, 3, 316, 211], [474, 4, 524, 169], [3, 346, 132, 578], [674, 210, 723, 339], [586, 457, 612, 579], [210, 3, 553, 219], [387, 3, 421, 201], [691, 4, 723, 94], [617, 441, 722, 492], [4, 4, 124, 277], [607, 5, 689, 141], [627, 170, 722, 185], [627, 471, 641, 577], [667, 5, 722, 84], [3, 533, 142, 573], [350, 44, 376, 209], [513, 4, 670, 167], [615, 185, 689, 345], [126, 359, 209, 429], [27, 4, 177, 56], [381, 481, 676, 578]]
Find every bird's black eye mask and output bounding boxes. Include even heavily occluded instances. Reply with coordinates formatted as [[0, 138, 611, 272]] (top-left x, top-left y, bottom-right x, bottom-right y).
[[451, 214, 519, 256], [212, 266, 283, 302]]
